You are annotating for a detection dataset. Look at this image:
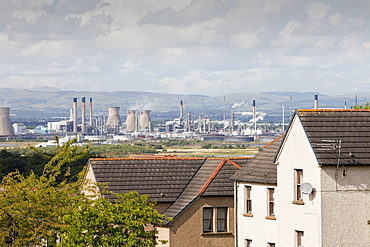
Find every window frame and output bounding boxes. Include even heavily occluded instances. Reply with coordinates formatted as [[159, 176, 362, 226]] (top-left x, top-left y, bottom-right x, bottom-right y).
[[245, 239, 252, 247], [295, 230, 304, 247], [293, 169, 304, 205], [244, 186, 253, 217], [203, 207, 229, 234], [265, 187, 276, 220], [203, 207, 213, 233], [216, 207, 228, 232]]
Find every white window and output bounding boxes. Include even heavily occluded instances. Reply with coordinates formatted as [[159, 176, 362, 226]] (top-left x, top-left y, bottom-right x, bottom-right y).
[[294, 169, 303, 202], [203, 207, 228, 233], [245, 186, 252, 215], [267, 188, 275, 217], [295, 230, 304, 247]]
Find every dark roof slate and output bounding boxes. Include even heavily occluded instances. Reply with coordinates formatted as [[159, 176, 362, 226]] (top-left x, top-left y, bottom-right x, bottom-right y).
[[162, 158, 247, 223], [87, 156, 249, 224], [297, 109, 370, 166], [231, 135, 283, 184], [88, 158, 205, 202]]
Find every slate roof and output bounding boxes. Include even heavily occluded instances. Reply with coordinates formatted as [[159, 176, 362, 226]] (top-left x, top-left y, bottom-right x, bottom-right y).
[[87, 157, 206, 202], [230, 135, 283, 184], [87, 156, 250, 223], [296, 109, 370, 166], [163, 158, 247, 223]]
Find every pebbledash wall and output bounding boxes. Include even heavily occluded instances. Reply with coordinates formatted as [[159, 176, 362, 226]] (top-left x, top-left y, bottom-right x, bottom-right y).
[[235, 182, 277, 246], [320, 166, 370, 246], [158, 197, 235, 247], [276, 115, 322, 247]]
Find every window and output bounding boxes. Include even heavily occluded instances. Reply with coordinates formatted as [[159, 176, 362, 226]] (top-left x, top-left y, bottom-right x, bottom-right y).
[[245, 239, 252, 247], [217, 207, 227, 232], [203, 208, 213, 232], [293, 169, 304, 204], [295, 230, 304, 247], [268, 188, 275, 216], [244, 186, 252, 216], [203, 207, 229, 233], [268, 243, 275, 247], [265, 188, 276, 220]]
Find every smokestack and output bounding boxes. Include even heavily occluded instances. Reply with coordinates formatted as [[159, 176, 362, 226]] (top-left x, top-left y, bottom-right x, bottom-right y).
[[89, 98, 93, 126], [139, 110, 152, 131], [73, 98, 77, 133], [314, 94, 318, 109], [253, 100, 257, 133], [126, 110, 136, 131], [252, 100, 256, 119], [0, 107, 14, 136], [81, 97, 86, 133], [180, 100, 184, 120], [187, 112, 191, 131], [106, 107, 122, 127]]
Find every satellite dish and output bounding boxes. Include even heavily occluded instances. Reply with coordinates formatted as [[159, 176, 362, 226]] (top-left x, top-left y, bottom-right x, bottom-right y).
[[301, 182, 313, 194]]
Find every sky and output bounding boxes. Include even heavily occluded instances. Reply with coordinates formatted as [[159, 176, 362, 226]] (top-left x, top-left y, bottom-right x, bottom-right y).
[[1, 0, 370, 96]]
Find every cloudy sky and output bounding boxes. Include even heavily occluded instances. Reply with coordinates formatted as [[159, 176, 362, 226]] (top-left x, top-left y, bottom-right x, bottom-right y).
[[1, 0, 370, 96]]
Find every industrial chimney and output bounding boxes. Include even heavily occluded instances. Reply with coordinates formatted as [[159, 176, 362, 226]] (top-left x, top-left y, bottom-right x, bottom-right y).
[[126, 110, 136, 131], [0, 107, 14, 136], [73, 98, 77, 133], [180, 100, 184, 120], [89, 98, 93, 126], [106, 107, 122, 127], [253, 100, 257, 133], [314, 94, 319, 109], [81, 97, 86, 133], [139, 110, 152, 131]]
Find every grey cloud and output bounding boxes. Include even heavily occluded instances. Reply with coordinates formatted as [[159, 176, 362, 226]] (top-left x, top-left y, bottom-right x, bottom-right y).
[[139, 0, 237, 26]]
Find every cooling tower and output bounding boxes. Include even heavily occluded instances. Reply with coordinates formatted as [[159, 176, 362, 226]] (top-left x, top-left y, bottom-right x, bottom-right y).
[[139, 110, 152, 131], [126, 110, 136, 131], [106, 107, 122, 127], [0, 107, 14, 136]]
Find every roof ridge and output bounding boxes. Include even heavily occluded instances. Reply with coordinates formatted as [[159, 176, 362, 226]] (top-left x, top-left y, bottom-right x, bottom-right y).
[[89, 157, 206, 161], [297, 109, 370, 112], [263, 133, 285, 148], [198, 159, 228, 196]]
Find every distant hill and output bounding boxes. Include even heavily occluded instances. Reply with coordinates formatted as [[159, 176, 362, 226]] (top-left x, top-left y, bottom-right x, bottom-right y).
[[0, 87, 368, 120]]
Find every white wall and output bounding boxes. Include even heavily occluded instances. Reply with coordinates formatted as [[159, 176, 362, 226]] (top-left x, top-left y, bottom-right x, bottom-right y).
[[235, 181, 277, 247], [276, 115, 322, 247]]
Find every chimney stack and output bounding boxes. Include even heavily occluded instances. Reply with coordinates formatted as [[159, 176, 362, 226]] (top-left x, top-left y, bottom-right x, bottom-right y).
[[180, 100, 184, 120], [89, 98, 93, 126], [82, 97, 86, 133], [314, 94, 319, 109], [73, 98, 77, 133]]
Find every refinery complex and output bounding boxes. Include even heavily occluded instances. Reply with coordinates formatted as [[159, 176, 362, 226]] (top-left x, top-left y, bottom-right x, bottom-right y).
[[0, 96, 284, 143]]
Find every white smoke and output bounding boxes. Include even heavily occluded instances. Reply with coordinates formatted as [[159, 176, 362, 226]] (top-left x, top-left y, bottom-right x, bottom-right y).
[[232, 101, 247, 109]]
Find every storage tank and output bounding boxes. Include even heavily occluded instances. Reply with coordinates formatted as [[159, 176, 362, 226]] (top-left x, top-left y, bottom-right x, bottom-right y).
[[106, 107, 122, 127], [0, 107, 14, 136], [126, 110, 136, 131], [139, 110, 152, 131]]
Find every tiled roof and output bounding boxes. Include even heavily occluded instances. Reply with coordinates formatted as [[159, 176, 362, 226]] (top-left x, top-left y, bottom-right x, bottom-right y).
[[87, 156, 250, 223], [230, 135, 283, 184], [162, 158, 248, 224], [88, 157, 206, 202], [297, 109, 370, 166]]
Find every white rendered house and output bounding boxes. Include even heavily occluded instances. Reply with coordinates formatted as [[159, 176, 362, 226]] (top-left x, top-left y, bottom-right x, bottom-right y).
[[233, 109, 370, 246]]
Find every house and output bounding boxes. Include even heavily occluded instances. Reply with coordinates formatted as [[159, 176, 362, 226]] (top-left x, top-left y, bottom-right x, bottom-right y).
[[232, 109, 370, 246], [231, 135, 283, 247], [85, 156, 250, 247]]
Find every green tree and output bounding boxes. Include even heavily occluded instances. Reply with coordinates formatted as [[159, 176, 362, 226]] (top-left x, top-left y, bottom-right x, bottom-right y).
[[61, 191, 165, 247], [354, 102, 370, 109], [0, 137, 88, 246], [0, 138, 165, 246]]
